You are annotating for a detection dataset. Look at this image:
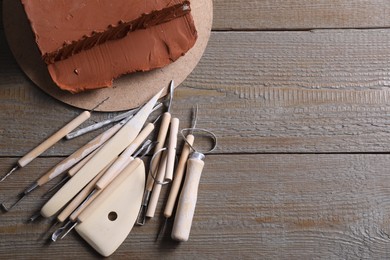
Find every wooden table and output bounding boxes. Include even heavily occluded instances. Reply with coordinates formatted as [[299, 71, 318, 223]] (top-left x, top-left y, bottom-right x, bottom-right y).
[[2, 1, 390, 258]]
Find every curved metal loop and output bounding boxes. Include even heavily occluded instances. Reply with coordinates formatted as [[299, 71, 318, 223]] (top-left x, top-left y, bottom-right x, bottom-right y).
[[180, 127, 217, 155], [148, 147, 171, 186]]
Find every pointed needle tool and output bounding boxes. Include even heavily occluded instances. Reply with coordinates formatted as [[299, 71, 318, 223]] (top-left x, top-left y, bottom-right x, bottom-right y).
[[0, 98, 111, 184], [0, 111, 91, 183], [1, 114, 133, 212]]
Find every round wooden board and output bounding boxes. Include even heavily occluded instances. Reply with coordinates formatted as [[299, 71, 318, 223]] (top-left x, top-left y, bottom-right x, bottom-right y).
[[3, 0, 212, 112]]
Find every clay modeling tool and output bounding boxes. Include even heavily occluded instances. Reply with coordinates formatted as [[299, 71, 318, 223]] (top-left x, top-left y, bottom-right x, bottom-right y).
[[137, 80, 174, 225], [41, 148, 100, 198], [40, 89, 163, 218], [75, 156, 146, 257], [1, 116, 131, 212], [0, 99, 109, 183], [164, 117, 180, 182], [0, 111, 91, 183], [51, 160, 113, 241], [51, 140, 152, 240], [57, 141, 154, 241], [145, 116, 180, 219], [65, 102, 162, 140], [171, 125, 217, 242], [156, 106, 197, 240], [65, 108, 138, 140], [145, 150, 168, 219]]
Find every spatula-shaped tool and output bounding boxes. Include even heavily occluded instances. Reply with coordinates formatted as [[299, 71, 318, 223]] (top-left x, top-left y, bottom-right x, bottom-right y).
[[40, 89, 163, 218], [75, 157, 145, 257]]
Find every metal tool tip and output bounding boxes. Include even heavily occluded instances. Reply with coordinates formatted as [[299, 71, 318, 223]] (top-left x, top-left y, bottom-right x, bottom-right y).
[[29, 211, 41, 222], [0, 165, 19, 183], [0, 203, 9, 212], [136, 206, 147, 226], [155, 218, 168, 241]]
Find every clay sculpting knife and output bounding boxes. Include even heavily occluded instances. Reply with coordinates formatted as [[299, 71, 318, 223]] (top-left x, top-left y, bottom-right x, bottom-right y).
[[65, 108, 139, 140], [43, 104, 161, 198], [40, 89, 163, 218], [65, 102, 162, 140]]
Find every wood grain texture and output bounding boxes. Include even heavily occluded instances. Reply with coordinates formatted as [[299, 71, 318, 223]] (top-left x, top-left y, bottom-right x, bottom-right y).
[[3, 1, 390, 31], [3, 0, 390, 258], [4, 29, 390, 154], [213, 0, 390, 30], [2, 155, 390, 258]]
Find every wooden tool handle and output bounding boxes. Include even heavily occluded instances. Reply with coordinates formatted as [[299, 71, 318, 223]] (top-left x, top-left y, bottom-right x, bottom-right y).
[[67, 149, 99, 177], [36, 119, 122, 186], [171, 153, 205, 242], [77, 158, 143, 223], [56, 165, 107, 223], [18, 111, 90, 168], [95, 123, 154, 190], [145, 152, 167, 218], [40, 90, 160, 218], [164, 134, 194, 218], [164, 118, 180, 182], [147, 112, 171, 191]]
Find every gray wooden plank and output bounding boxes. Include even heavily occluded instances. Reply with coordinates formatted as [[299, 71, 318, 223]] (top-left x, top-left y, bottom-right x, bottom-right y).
[[1, 154, 390, 258], [213, 0, 390, 30], [4, 30, 390, 154], [4, 1, 390, 32]]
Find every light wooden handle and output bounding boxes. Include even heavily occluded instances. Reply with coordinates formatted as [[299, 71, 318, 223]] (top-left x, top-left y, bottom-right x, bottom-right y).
[[67, 149, 99, 177], [164, 118, 179, 182], [64, 158, 116, 222], [95, 123, 154, 190], [18, 111, 90, 167], [171, 154, 205, 242], [77, 158, 142, 223], [145, 152, 167, 218], [36, 119, 122, 186], [56, 165, 106, 223], [72, 158, 142, 222], [40, 90, 160, 218], [146, 112, 171, 191], [164, 134, 194, 218]]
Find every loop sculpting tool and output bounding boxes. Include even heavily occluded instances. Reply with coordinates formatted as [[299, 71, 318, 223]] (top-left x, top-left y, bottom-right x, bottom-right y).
[[156, 106, 197, 239], [145, 116, 180, 219], [171, 111, 217, 242], [137, 80, 175, 225]]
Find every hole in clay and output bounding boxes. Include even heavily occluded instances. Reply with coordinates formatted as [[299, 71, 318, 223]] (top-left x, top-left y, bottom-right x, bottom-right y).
[[108, 211, 118, 221]]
